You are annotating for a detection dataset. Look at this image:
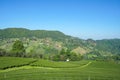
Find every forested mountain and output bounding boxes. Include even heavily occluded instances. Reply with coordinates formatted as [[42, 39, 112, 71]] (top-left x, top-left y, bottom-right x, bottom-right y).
[[0, 28, 120, 61], [0, 28, 68, 41], [96, 39, 120, 55]]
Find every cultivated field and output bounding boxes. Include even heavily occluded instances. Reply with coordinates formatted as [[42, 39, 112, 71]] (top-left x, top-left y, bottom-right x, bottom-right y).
[[0, 57, 120, 80], [0, 57, 37, 69]]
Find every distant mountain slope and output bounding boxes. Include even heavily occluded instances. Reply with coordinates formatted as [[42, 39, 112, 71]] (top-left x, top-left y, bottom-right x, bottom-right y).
[[0, 28, 120, 58], [0, 28, 68, 41], [96, 39, 120, 54], [0, 28, 90, 49]]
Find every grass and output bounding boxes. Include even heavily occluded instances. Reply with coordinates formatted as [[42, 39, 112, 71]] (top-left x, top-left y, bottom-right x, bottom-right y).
[[0, 57, 120, 80], [30, 59, 90, 68], [0, 57, 36, 69]]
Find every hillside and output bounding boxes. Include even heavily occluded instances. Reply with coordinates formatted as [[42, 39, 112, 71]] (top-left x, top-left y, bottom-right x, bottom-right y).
[[0, 28, 68, 41], [0, 28, 120, 60], [96, 39, 120, 55]]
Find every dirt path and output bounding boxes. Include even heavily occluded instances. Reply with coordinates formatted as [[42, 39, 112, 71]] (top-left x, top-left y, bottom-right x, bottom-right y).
[[79, 61, 92, 68]]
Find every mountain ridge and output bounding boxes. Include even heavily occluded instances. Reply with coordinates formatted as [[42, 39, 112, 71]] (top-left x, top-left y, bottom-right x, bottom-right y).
[[0, 28, 120, 60]]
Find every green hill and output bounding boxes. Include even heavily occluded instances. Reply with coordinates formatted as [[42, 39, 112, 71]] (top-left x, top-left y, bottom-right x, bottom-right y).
[[96, 39, 120, 55], [0, 28, 120, 61], [0, 28, 67, 41]]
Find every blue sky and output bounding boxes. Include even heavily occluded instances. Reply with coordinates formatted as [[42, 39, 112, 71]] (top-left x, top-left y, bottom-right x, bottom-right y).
[[0, 0, 120, 40]]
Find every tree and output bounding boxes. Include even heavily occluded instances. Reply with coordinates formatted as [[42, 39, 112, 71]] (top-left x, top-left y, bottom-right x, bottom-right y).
[[60, 48, 66, 55], [0, 48, 6, 56], [53, 48, 82, 61], [11, 40, 25, 57], [69, 52, 82, 61]]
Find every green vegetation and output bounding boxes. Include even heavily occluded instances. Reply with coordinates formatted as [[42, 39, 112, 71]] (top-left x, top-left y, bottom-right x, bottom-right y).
[[0, 28, 120, 61], [0, 57, 36, 69], [0, 57, 120, 80], [0, 28, 120, 80], [52, 48, 82, 61], [10, 40, 25, 57], [95, 39, 120, 55], [30, 59, 80, 68], [0, 28, 67, 41], [0, 48, 6, 56]]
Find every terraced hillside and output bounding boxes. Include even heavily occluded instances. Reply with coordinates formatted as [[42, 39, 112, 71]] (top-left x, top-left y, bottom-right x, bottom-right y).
[[0, 57, 120, 80]]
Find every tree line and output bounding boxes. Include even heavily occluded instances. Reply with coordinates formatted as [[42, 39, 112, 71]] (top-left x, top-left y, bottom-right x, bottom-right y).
[[0, 40, 83, 61]]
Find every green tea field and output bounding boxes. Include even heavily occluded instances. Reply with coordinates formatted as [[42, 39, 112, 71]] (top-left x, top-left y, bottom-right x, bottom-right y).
[[0, 57, 120, 80]]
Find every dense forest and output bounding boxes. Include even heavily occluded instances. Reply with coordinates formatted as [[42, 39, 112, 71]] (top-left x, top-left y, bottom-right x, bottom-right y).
[[0, 28, 120, 61]]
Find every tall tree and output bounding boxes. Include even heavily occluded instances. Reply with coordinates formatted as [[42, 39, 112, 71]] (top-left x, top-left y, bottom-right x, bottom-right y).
[[11, 40, 25, 57]]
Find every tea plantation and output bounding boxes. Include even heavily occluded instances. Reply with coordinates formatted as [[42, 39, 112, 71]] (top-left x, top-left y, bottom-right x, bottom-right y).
[[0, 57, 120, 80]]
